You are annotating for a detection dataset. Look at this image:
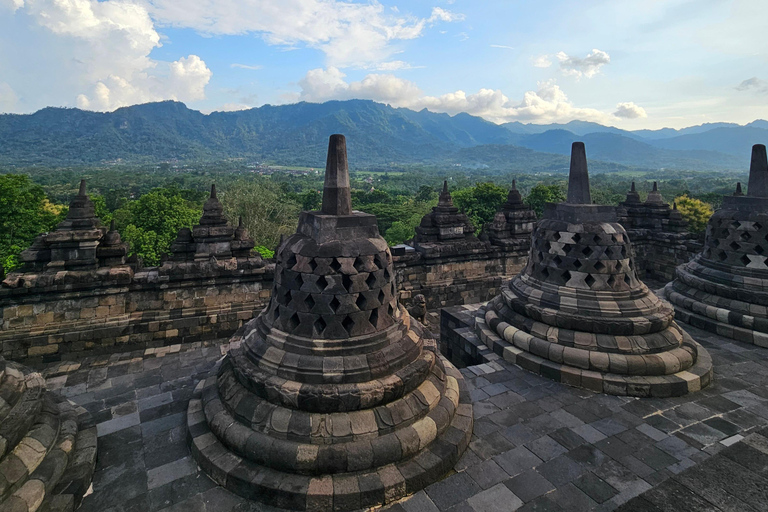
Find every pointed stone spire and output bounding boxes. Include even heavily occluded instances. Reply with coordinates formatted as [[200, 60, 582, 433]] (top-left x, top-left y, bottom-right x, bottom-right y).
[[567, 142, 591, 204], [653, 182, 658, 192], [210, 184, 217, 199], [747, 144, 768, 197], [199, 183, 227, 226], [735, 182, 744, 196], [321, 134, 352, 216], [624, 181, 641, 204], [78, 179, 87, 196], [646, 181, 664, 204], [505, 179, 523, 206], [631, 182, 636, 192], [438, 180, 454, 207]]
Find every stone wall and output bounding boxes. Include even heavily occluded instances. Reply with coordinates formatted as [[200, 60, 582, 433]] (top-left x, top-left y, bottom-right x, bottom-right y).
[[627, 230, 702, 282]]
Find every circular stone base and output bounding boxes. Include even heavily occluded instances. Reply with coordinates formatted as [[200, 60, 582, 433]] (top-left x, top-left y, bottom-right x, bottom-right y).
[[473, 305, 713, 398], [186, 356, 473, 512]]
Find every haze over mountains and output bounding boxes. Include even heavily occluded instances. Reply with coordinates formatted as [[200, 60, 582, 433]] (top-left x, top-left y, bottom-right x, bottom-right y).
[[0, 99, 763, 171]]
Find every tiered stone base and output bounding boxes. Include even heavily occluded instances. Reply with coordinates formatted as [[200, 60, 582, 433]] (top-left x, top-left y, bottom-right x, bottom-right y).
[[472, 302, 713, 397], [664, 260, 768, 347], [187, 354, 473, 511], [0, 359, 97, 512]]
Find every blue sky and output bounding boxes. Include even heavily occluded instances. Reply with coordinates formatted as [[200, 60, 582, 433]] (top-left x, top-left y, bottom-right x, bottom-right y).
[[0, 0, 766, 129]]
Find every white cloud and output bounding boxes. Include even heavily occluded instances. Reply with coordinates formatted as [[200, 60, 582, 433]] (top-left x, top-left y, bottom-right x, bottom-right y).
[[555, 49, 610, 78], [613, 102, 647, 119], [737, 77, 768, 94], [297, 69, 631, 124], [141, 1, 463, 68], [12, 0, 212, 111], [532, 55, 552, 68], [373, 61, 421, 71], [0, 83, 19, 112], [231, 63, 262, 70], [490, 44, 515, 50], [0, 0, 23, 11], [217, 103, 254, 112]]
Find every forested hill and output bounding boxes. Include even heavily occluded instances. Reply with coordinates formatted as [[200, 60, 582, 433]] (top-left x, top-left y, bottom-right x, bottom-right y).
[[0, 99, 761, 170]]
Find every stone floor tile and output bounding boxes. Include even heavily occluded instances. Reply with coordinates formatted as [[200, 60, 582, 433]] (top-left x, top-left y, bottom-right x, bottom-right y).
[[401, 490, 439, 512], [425, 472, 482, 510], [526, 436, 567, 462], [466, 483, 523, 512], [536, 454, 586, 487], [466, 459, 510, 490], [572, 471, 617, 504], [504, 471, 555, 503], [147, 456, 198, 490], [493, 446, 543, 478], [96, 411, 141, 437]]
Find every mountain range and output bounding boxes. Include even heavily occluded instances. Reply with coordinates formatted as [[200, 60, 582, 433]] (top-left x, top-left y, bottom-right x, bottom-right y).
[[0, 99, 764, 172]]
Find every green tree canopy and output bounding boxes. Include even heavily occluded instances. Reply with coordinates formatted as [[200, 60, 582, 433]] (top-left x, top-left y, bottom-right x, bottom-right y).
[[525, 184, 566, 216], [673, 194, 713, 233], [113, 189, 203, 266], [0, 174, 66, 271], [452, 182, 509, 230]]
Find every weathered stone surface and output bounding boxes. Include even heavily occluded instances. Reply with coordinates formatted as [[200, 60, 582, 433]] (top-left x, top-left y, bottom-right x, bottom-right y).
[[666, 144, 768, 346], [454, 142, 712, 397], [187, 135, 473, 510]]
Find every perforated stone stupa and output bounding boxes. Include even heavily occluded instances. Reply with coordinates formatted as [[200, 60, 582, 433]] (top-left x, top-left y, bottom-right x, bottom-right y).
[[413, 181, 485, 256], [665, 144, 768, 346], [0, 356, 96, 512], [186, 135, 473, 511], [471, 142, 712, 397]]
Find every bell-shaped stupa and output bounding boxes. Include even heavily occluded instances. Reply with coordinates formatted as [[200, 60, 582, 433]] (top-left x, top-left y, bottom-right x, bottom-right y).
[[487, 180, 537, 249], [474, 142, 712, 397], [665, 144, 768, 346], [187, 135, 473, 511]]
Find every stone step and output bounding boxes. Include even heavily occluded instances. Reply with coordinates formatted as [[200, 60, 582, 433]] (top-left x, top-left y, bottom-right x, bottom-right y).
[[0, 363, 31, 426]]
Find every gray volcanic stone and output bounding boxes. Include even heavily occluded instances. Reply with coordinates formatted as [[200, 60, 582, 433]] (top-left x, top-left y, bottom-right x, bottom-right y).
[[665, 144, 768, 347], [187, 135, 473, 511], [471, 142, 712, 397]]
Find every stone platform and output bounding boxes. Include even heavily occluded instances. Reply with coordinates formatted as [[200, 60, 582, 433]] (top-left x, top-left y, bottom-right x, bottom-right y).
[[33, 318, 768, 512]]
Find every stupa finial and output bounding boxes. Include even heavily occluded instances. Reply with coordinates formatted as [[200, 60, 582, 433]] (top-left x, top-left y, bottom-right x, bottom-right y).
[[321, 134, 352, 215], [567, 142, 591, 204], [210, 184, 217, 199], [631, 182, 636, 192], [78, 179, 87, 197], [735, 182, 744, 196], [748, 144, 768, 197]]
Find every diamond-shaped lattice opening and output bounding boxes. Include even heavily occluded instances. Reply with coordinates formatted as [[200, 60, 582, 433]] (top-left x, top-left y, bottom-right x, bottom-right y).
[[383, 268, 391, 281], [718, 250, 728, 262], [620, 246, 627, 258], [732, 220, 741, 229], [594, 261, 605, 271], [607, 274, 617, 288], [369, 308, 379, 328], [552, 231, 561, 241], [572, 233, 581, 243], [342, 274, 353, 292], [330, 296, 341, 312], [314, 317, 327, 336], [593, 235, 602, 245], [563, 245, 572, 255], [279, 289, 292, 306], [742, 254, 752, 266], [304, 295, 315, 310], [756, 245, 765, 255], [730, 241, 741, 251], [544, 241, 551, 252], [316, 275, 328, 292], [574, 259, 582, 269], [366, 273, 377, 289], [342, 316, 355, 335], [378, 290, 386, 304], [288, 313, 301, 331], [755, 222, 763, 230], [585, 274, 596, 288], [742, 232, 753, 242], [624, 274, 631, 286], [541, 267, 550, 278], [582, 246, 593, 257], [294, 273, 304, 289], [285, 253, 297, 269], [309, 258, 318, 272], [553, 255, 563, 266], [374, 254, 386, 270], [354, 257, 366, 273], [330, 258, 342, 273], [562, 270, 571, 283], [356, 294, 368, 311]]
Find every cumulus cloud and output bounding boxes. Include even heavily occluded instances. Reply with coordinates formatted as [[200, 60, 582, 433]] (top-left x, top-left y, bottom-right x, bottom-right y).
[[532, 55, 552, 68], [12, 0, 212, 111], [736, 77, 768, 94], [0, 0, 24, 11], [0, 83, 19, 112], [141, 1, 463, 68], [613, 102, 647, 119], [556, 49, 610, 78], [297, 69, 633, 124]]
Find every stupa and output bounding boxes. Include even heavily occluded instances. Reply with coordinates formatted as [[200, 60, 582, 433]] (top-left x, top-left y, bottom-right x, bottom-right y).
[[665, 144, 768, 346], [186, 135, 473, 511], [473, 142, 712, 397], [487, 180, 537, 249], [618, 181, 688, 233], [0, 356, 96, 511], [412, 181, 485, 255]]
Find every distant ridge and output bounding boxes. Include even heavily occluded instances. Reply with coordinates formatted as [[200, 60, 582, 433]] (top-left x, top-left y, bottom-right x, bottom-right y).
[[0, 99, 762, 170]]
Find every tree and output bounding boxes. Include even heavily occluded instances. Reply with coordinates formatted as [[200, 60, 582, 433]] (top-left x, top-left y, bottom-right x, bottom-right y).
[[452, 182, 509, 230], [0, 174, 66, 271], [673, 194, 713, 233], [113, 189, 202, 266], [525, 184, 566, 216]]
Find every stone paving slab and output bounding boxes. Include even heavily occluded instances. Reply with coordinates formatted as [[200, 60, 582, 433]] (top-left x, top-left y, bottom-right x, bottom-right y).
[[36, 323, 768, 512]]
